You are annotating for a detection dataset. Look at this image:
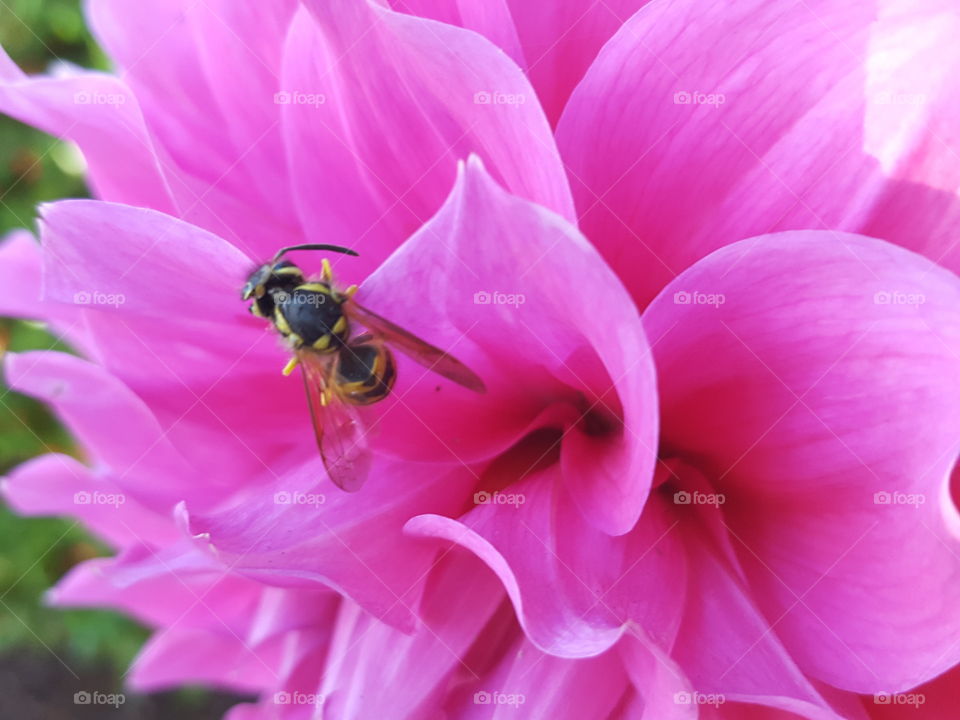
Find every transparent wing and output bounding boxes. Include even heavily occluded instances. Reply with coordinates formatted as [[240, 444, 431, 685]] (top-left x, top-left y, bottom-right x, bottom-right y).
[[298, 350, 371, 492], [345, 300, 486, 393]]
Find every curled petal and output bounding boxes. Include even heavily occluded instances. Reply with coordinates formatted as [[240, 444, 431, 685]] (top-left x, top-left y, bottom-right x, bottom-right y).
[[363, 157, 658, 533], [406, 468, 686, 658]]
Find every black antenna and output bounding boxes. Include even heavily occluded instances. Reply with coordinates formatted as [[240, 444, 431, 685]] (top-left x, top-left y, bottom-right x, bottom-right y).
[[272, 244, 359, 262]]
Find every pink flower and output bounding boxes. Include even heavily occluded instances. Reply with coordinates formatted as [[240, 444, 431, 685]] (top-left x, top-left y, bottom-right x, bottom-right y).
[[2, 1, 960, 718]]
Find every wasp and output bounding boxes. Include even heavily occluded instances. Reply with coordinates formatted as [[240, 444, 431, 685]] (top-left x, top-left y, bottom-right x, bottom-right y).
[[242, 244, 485, 491]]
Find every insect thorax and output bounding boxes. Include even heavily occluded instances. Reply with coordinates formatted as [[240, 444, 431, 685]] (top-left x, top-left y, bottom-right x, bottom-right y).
[[272, 282, 349, 351]]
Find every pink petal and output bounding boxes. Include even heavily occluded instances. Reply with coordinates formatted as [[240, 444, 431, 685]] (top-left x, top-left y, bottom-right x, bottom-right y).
[[669, 494, 865, 720], [0, 48, 173, 211], [281, 1, 573, 279], [1, 453, 178, 548], [0, 230, 91, 352], [500, 0, 653, 125], [0, 230, 43, 319], [51, 542, 338, 648], [362, 156, 657, 533], [38, 199, 252, 321], [705, 705, 867, 720], [129, 627, 282, 693], [4, 351, 200, 511], [645, 231, 960, 692], [164, 1, 299, 239], [392, 0, 653, 126], [49, 542, 259, 631], [319, 552, 504, 719], [187, 455, 476, 633], [557, 0, 960, 308], [617, 629, 697, 719], [50, 540, 341, 700], [86, 0, 302, 256], [391, 0, 526, 69], [453, 636, 630, 719], [224, 630, 341, 720], [405, 466, 686, 658]]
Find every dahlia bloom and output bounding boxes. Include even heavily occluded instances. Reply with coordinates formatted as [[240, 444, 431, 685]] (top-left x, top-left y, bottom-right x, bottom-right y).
[[2, 1, 960, 718]]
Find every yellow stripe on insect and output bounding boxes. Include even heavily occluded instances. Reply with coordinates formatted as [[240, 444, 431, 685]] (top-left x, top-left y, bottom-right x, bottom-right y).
[[312, 335, 331, 351], [333, 316, 347, 335], [273, 306, 292, 335]]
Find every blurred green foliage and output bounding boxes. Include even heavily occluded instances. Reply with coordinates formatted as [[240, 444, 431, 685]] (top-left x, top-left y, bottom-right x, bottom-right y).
[[0, 0, 108, 236], [0, 0, 149, 678]]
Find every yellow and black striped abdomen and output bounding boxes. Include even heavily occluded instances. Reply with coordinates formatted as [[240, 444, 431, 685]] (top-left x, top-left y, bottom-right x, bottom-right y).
[[334, 341, 396, 405]]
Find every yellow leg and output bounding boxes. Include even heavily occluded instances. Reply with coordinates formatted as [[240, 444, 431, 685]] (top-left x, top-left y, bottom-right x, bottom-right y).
[[343, 284, 358, 299], [321, 257, 333, 283], [282, 356, 300, 376], [320, 387, 331, 406]]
